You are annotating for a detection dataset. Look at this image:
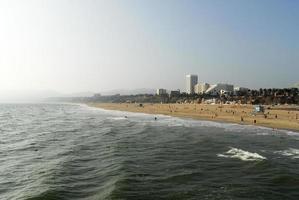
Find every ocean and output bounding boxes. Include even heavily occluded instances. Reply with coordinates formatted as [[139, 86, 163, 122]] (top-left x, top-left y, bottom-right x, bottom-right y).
[[1, 103, 299, 200]]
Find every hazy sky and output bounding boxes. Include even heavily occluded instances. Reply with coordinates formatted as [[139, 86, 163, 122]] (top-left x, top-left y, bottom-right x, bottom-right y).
[[0, 0, 298, 93]]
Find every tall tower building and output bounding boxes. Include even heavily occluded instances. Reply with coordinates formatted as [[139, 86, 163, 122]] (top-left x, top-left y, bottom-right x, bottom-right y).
[[186, 74, 198, 94]]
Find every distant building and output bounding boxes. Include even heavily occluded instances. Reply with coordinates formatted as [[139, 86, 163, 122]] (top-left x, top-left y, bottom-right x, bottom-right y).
[[194, 83, 210, 94], [186, 74, 198, 94], [293, 82, 299, 89], [234, 87, 249, 95], [202, 98, 217, 104], [156, 88, 167, 95], [220, 89, 230, 96], [93, 93, 101, 98], [205, 83, 234, 96], [170, 89, 180, 97]]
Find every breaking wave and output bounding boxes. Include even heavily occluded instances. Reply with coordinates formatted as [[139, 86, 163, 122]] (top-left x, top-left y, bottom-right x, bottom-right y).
[[275, 148, 299, 159], [217, 147, 267, 161]]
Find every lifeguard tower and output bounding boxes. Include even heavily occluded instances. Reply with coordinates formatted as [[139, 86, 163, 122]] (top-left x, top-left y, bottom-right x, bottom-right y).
[[253, 105, 264, 114]]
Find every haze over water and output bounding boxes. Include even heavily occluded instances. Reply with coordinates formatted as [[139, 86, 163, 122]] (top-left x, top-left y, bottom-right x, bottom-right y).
[[1, 103, 299, 200]]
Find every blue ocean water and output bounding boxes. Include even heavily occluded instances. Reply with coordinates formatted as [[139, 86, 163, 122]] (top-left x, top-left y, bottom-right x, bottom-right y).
[[0, 103, 299, 200]]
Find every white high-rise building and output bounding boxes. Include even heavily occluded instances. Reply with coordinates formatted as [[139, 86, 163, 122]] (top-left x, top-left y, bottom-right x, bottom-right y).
[[186, 74, 198, 94], [194, 83, 210, 94]]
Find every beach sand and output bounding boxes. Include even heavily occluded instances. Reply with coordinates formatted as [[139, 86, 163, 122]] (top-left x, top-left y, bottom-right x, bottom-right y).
[[88, 103, 299, 132]]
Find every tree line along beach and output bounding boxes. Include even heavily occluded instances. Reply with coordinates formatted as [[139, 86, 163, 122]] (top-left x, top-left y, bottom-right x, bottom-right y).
[[88, 103, 299, 132]]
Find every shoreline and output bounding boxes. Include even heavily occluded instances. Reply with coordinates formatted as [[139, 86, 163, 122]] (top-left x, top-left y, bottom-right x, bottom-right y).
[[87, 103, 299, 132]]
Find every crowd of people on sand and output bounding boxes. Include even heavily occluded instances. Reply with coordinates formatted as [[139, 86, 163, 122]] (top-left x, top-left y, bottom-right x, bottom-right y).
[[97, 102, 298, 131], [128, 103, 299, 127]]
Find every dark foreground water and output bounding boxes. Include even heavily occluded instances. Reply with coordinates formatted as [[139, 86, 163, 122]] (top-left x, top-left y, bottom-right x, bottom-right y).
[[1, 103, 299, 200]]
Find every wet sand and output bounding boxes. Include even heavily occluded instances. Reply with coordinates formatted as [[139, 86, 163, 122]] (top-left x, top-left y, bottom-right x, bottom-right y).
[[88, 103, 299, 132]]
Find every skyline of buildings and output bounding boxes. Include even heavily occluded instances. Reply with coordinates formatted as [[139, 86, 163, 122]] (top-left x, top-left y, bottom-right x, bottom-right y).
[[152, 74, 299, 97], [156, 74, 251, 97]]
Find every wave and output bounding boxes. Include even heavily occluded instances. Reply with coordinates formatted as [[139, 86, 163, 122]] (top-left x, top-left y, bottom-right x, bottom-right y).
[[217, 147, 267, 161], [285, 131, 299, 137], [256, 132, 270, 136], [274, 148, 299, 159], [106, 116, 128, 120]]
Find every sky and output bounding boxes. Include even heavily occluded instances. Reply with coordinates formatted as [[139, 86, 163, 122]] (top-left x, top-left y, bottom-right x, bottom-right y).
[[0, 0, 298, 96]]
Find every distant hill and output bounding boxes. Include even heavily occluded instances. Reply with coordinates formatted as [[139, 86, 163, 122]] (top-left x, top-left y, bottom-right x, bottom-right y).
[[293, 82, 299, 89], [62, 91, 94, 97], [101, 88, 156, 95], [0, 88, 157, 102]]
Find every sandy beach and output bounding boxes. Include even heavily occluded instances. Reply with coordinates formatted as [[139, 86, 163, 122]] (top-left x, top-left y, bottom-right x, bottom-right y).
[[88, 103, 299, 132]]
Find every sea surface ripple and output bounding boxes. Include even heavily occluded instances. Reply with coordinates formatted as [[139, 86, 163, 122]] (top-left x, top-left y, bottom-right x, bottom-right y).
[[1, 103, 299, 200]]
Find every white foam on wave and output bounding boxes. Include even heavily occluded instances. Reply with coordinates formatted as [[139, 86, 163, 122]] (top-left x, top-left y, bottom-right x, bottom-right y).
[[106, 117, 128, 120], [86, 105, 169, 119], [274, 148, 299, 159], [285, 131, 299, 137], [156, 117, 277, 135], [217, 147, 267, 161], [256, 132, 270, 136]]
